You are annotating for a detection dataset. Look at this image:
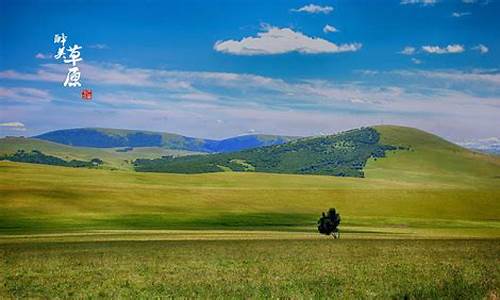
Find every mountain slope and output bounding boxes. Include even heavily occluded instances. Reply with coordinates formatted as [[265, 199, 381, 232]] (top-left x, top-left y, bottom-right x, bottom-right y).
[[365, 125, 500, 185], [133, 125, 500, 180], [133, 127, 400, 177], [0, 137, 200, 170], [34, 128, 296, 153]]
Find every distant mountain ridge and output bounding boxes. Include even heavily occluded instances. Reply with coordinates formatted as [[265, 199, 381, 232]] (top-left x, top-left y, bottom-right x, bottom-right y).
[[4, 125, 499, 179], [34, 128, 297, 153]]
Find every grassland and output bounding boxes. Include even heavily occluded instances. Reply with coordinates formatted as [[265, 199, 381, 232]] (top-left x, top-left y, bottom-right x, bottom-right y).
[[0, 126, 499, 235], [1, 239, 498, 299], [0, 125, 499, 298], [0, 160, 499, 235]]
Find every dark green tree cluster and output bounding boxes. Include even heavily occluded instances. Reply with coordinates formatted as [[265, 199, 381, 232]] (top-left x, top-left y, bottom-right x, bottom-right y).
[[317, 208, 341, 238]]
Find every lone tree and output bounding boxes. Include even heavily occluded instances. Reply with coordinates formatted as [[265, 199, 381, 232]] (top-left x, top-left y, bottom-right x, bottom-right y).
[[90, 158, 103, 166], [317, 208, 341, 238]]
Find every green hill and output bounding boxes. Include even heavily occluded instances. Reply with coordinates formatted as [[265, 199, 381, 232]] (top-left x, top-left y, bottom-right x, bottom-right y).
[[133, 127, 401, 177], [0, 137, 200, 170], [0, 125, 499, 236], [365, 125, 500, 186], [133, 125, 500, 181]]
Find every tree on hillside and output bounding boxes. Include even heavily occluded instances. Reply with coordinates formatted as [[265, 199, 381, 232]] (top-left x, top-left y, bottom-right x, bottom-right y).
[[90, 158, 103, 166], [317, 208, 341, 238]]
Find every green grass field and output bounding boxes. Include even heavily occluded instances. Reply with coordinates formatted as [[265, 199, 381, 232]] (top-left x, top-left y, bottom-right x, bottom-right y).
[[1, 239, 498, 299], [1, 125, 499, 298]]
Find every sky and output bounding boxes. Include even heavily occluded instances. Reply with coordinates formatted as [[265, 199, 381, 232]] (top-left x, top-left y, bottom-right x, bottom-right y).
[[0, 0, 499, 145]]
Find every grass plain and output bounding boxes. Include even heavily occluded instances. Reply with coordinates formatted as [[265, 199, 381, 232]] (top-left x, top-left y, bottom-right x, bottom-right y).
[[0, 125, 499, 298], [1, 239, 498, 299]]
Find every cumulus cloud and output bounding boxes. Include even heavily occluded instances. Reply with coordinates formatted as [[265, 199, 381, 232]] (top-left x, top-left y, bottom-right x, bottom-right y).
[[291, 4, 333, 14], [399, 46, 416, 55], [472, 44, 489, 54], [421, 44, 464, 54], [214, 26, 361, 55], [323, 24, 339, 33], [0, 122, 26, 131], [400, 0, 437, 6], [452, 11, 471, 17]]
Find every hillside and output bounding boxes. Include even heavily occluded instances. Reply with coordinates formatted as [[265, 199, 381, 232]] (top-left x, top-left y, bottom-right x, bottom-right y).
[[34, 128, 296, 153], [133, 125, 500, 180], [0, 158, 499, 235], [365, 125, 500, 185], [0, 125, 499, 236], [0, 137, 200, 170], [133, 127, 401, 177]]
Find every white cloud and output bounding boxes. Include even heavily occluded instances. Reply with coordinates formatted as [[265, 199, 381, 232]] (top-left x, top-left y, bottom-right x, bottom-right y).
[[457, 137, 500, 152], [323, 24, 339, 33], [411, 58, 422, 64], [35, 53, 51, 59], [452, 12, 471, 17], [97, 92, 158, 107], [391, 69, 500, 88], [472, 44, 489, 54], [422, 44, 464, 54], [2, 62, 500, 140], [291, 4, 333, 14], [462, 0, 491, 4], [400, 0, 437, 6], [0, 63, 285, 93], [0, 69, 63, 82], [0, 122, 26, 131], [0, 87, 52, 103], [214, 26, 361, 55], [357, 70, 379, 76], [177, 92, 219, 101], [400, 46, 416, 55], [89, 44, 110, 49]]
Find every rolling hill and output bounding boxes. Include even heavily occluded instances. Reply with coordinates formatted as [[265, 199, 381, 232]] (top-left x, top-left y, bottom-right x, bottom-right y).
[[133, 127, 402, 177], [34, 128, 296, 153], [0, 137, 201, 170], [133, 125, 500, 180], [365, 125, 500, 186], [0, 125, 499, 236]]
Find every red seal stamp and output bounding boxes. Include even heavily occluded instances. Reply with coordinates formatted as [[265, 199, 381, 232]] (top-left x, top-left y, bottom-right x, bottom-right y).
[[81, 89, 92, 100]]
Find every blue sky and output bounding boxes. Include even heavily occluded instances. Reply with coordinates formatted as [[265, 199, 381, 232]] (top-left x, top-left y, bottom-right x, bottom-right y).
[[0, 0, 499, 143]]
